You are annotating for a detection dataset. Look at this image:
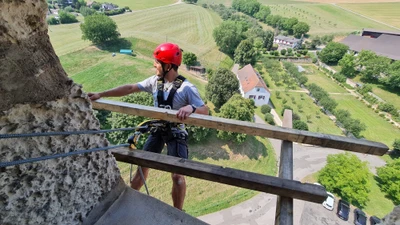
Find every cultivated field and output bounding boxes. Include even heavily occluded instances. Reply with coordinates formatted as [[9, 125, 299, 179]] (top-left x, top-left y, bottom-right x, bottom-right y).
[[338, 2, 400, 28], [269, 3, 396, 35], [331, 94, 400, 147], [269, 91, 343, 135], [108, 0, 176, 10], [301, 0, 400, 3], [303, 65, 348, 93]]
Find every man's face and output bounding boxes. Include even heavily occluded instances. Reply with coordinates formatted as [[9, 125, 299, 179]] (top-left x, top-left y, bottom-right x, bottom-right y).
[[154, 60, 164, 78]]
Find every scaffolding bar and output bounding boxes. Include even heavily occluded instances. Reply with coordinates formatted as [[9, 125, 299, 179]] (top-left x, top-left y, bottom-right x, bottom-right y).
[[93, 99, 388, 155]]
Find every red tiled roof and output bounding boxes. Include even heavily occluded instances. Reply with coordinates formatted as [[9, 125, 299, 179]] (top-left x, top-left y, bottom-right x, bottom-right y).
[[237, 64, 270, 93]]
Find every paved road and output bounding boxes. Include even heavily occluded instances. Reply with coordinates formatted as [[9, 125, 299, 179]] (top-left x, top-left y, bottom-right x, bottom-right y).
[[198, 114, 386, 225]]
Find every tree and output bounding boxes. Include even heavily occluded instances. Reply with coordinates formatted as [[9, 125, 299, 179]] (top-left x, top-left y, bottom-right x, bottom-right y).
[[393, 139, 400, 152], [108, 93, 153, 146], [217, 94, 255, 143], [280, 49, 287, 56], [213, 20, 245, 55], [254, 5, 271, 22], [293, 22, 310, 38], [91, 2, 101, 10], [283, 17, 298, 34], [386, 61, 400, 89], [206, 68, 239, 109], [338, 53, 356, 78], [318, 42, 349, 65], [377, 159, 400, 204], [80, 6, 96, 17], [182, 52, 197, 67], [362, 55, 391, 81], [58, 10, 78, 24], [80, 13, 120, 45], [318, 153, 371, 207], [234, 39, 257, 66], [183, 0, 198, 3]]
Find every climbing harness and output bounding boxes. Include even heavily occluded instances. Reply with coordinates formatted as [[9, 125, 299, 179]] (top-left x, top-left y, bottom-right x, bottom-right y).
[[157, 75, 186, 109]]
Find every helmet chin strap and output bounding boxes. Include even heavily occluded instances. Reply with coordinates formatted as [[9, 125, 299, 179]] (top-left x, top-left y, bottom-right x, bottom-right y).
[[161, 63, 171, 82]]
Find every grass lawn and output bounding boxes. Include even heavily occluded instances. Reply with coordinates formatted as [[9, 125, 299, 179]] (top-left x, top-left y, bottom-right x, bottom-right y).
[[303, 65, 348, 93], [331, 94, 400, 147], [118, 134, 276, 217], [338, 2, 400, 28], [269, 3, 396, 35], [269, 91, 343, 135], [108, 0, 176, 10], [302, 172, 395, 218], [112, 4, 225, 69]]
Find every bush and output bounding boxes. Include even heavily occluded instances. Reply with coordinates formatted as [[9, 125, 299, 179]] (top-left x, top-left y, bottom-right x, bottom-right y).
[[202, 3, 208, 8], [264, 113, 275, 125], [280, 49, 287, 56], [80, 6, 96, 17], [281, 105, 293, 116], [261, 104, 272, 114], [393, 139, 400, 152], [64, 6, 74, 12], [58, 10, 78, 24], [47, 17, 59, 25], [104, 8, 126, 16], [293, 120, 308, 131], [92, 2, 101, 10]]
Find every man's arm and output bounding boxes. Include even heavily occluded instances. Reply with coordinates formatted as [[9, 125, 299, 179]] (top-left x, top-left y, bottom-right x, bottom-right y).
[[176, 104, 209, 121], [88, 84, 141, 101]]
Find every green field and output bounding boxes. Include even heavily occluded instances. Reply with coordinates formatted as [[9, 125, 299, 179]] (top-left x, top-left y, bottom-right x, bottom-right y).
[[108, 0, 176, 10], [119, 135, 276, 216], [331, 94, 400, 147], [339, 2, 400, 28], [269, 3, 396, 34], [49, 4, 227, 68], [303, 65, 348, 93], [269, 91, 343, 135]]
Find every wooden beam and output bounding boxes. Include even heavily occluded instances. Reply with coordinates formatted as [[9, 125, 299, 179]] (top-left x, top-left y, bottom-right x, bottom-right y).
[[93, 99, 389, 155], [111, 147, 327, 203], [275, 110, 294, 225]]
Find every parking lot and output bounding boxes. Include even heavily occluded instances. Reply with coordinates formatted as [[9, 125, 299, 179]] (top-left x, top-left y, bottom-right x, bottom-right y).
[[300, 200, 355, 225]]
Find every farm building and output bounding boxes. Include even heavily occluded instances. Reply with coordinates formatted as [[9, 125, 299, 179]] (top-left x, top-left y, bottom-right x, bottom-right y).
[[232, 64, 270, 106], [273, 35, 302, 48], [340, 29, 400, 61]]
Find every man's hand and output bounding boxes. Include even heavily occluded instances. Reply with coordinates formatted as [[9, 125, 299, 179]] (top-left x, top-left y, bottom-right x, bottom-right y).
[[176, 105, 193, 121], [88, 92, 101, 101]]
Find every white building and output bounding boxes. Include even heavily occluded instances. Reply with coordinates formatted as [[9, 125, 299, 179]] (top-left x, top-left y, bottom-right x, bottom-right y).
[[273, 35, 302, 48], [232, 64, 270, 106]]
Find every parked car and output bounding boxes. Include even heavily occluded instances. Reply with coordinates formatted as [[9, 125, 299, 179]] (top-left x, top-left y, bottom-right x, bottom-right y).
[[337, 199, 350, 221], [354, 208, 367, 225], [370, 216, 381, 225], [323, 192, 335, 211]]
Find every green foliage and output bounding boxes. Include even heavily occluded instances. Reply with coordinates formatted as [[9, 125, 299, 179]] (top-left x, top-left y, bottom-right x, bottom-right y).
[[254, 5, 271, 23], [182, 52, 197, 66], [213, 20, 245, 55], [332, 73, 347, 83], [318, 153, 371, 207], [335, 109, 366, 138], [338, 53, 356, 78], [91, 2, 101, 10], [58, 10, 78, 24], [80, 6, 96, 17], [280, 105, 293, 116], [377, 159, 400, 204], [64, 5, 74, 12], [261, 104, 272, 114], [393, 139, 400, 151], [234, 39, 257, 66], [232, 0, 260, 17], [293, 21, 310, 38], [319, 42, 349, 65], [357, 84, 373, 95], [245, 27, 274, 51], [47, 17, 59, 25], [378, 103, 399, 117], [186, 125, 211, 143], [103, 8, 126, 16], [280, 49, 287, 56], [264, 113, 275, 125], [206, 68, 239, 109], [293, 120, 308, 131], [80, 13, 120, 44], [184, 0, 198, 3], [217, 94, 255, 143], [108, 92, 153, 145], [307, 83, 338, 112]]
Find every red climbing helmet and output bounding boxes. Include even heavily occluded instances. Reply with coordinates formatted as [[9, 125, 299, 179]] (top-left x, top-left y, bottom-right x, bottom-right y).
[[153, 42, 182, 66]]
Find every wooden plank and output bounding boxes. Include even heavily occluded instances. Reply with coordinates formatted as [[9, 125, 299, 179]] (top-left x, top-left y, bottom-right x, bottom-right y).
[[111, 147, 327, 203], [92, 99, 389, 155], [275, 110, 294, 225]]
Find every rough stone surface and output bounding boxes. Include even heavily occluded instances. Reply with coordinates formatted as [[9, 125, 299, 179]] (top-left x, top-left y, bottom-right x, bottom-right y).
[[0, 0, 72, 111], [0, 85, 120, 225]]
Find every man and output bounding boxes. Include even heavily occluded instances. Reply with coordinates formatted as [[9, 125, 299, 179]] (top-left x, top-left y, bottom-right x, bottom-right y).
[[88, 42, 208, 210]]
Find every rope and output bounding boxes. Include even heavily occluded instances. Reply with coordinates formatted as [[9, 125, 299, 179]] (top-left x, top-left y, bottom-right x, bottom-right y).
[[0, 144, 129, 168], [0, 127, 147, 139]]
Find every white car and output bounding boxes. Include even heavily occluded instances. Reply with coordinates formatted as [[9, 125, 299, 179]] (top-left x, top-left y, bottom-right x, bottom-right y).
[[322, 192, 335, 211]]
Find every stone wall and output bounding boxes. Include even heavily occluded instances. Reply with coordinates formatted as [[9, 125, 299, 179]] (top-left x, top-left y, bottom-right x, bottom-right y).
[[0, 0, 121, 224]]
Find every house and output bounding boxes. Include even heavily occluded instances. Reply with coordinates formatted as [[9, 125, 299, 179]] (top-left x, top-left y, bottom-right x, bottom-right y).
[[340, 29, 400, 61], [273, 35, 302, 48], [232, 64, 270, 106], [101, 3, 118, 11]]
